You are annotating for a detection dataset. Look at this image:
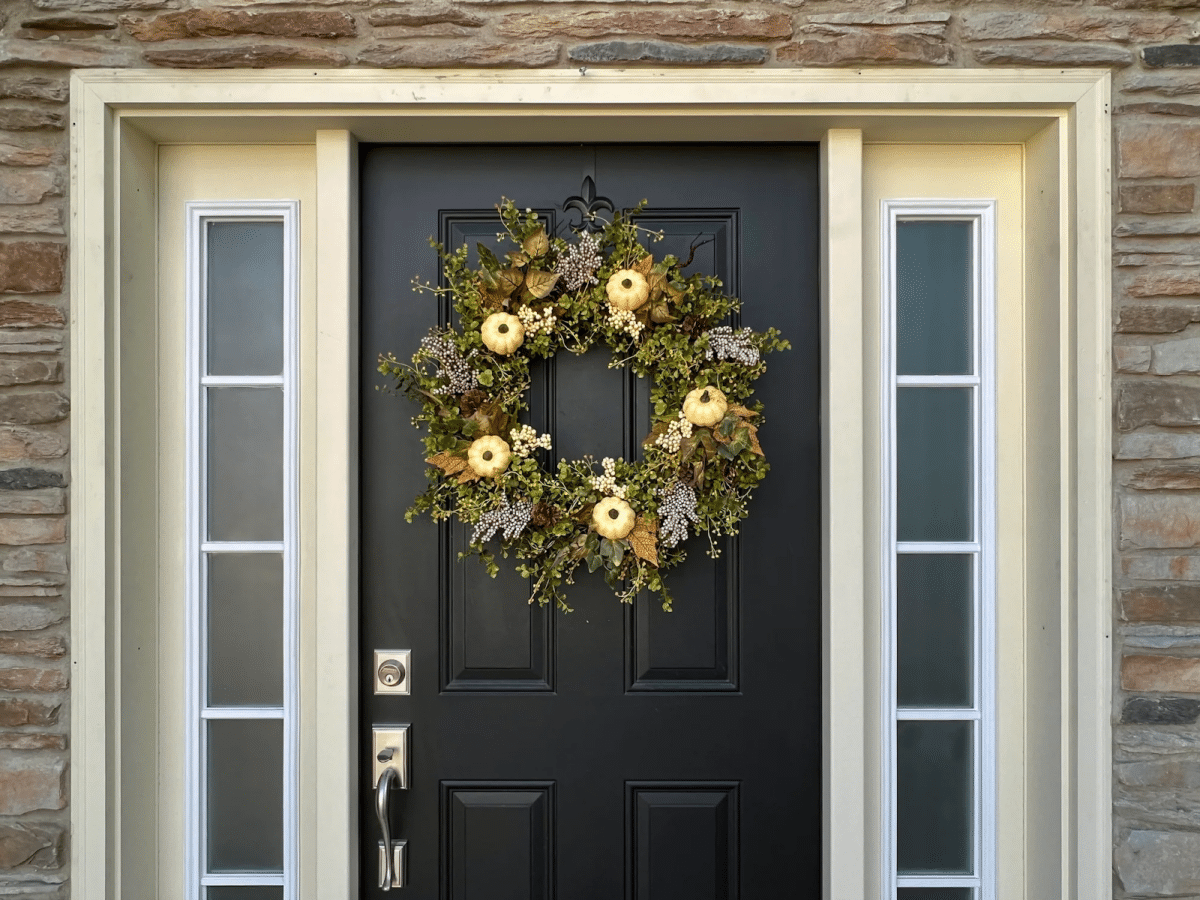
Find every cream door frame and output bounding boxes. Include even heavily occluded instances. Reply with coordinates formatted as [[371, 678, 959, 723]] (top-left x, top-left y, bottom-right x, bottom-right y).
[[69, 69, 1111, 900]]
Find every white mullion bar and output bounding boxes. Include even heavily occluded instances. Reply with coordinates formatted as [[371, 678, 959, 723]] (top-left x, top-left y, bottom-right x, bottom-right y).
[[897, 876, 980, 888], [896, 708, 981, 721], [896, 541, 980, 554], [201, 707, 285, 719], [202, 541, 286, 554], [201, 375, 285, 387], [896, 374, 980, 387], [201, 874, 286, 887], [880, 205, 898, 900]]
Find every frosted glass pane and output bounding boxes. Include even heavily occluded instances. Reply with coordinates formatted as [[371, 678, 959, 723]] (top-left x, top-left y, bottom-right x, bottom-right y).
[[897, 554, 973, 708], [898, 890, 972, 900], [896, 220, 972, 375], [207, 553, 283, 707], [897, 388, 972, 542], [207, 388, 283, 541], [208, 889, 282, 900], [207, 719, 283, 873], [897, 720, 973, 874], [206, 221, 284, 376]]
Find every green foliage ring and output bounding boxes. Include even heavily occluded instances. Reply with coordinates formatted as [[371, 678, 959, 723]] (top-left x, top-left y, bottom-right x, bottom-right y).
[[379, 199, 789, 611]]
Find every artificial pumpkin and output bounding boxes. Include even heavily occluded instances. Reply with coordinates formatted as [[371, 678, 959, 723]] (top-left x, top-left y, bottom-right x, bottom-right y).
[[606, 269, 650, 311], [467, 434, 512, 477], [481, 312, 525, 355], [682, 386, 728, 427], [593, 497, 636, 540]]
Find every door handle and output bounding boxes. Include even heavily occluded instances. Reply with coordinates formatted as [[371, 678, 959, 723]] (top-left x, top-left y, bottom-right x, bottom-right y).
[[373, 726, 410, 890]]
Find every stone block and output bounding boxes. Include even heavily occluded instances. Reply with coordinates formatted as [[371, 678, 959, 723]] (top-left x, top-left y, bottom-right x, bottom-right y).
[[0, 632, 66, 658], [34, 0, 174, 9], [1120, 101, 1200, 116], [361, 39, 560, 67], [3, 549, 67, 575], [367, 5, 483, 28], [1120, 120, 1200, 178], [0, 733, 66, 750], [1128, 270, 1200, 297], [1117, 302, 1200, 333], [1115, 218, 1200, 236], [0, 171, 57, 206], [0, 517, 65, 547], [0, 822, 60, 869], [0, 666, 66, 692], [1116, 830, 1200, 896], [496, 10, 793, 41], [0, 757, 65, 815], [962, 12, 1190, 43], [0, 205, 64, 235], [0, 489, 64, 515], [1153, 337, 1200, 374], [571, 39, 768, 64], [1123, 654, 1200, 692], [1118, 381, 1200, 430], [0, 144, 55, 168], [0, 329, 62, 353], [0, 470, 63, 491], [972, 42, 1133, 66], [0, 243, 63, 294], [1124, 73, 1200, 95], [143, 44, 348, 68], [1124, 583, 1200, 622], [0, 302, 65, 329], [0, 603, 64, 631], [124, 9, 355, 41], [0, 108, 65, 133], [1128, 463, 1200, 489], [1146, 44, 1200, 67], [0, 698, 57, 727], [0, 78, 67, 105], [1118, 759, 1200, 789], [1115, 344, 1152, 373], [1121, 494, 1200, 549], [1121, 696, 1200, 724], [805, 12, 950, 26], [0, 428, 67, 462], [1124, 555, 1200, 580], [0, 37, 136, 68], [777, 32, 950, 65], [0, 361, 62, 388], [1120, 184, 1195, 214], [19, 14, 116, 33], [0, 393, 67, 427]]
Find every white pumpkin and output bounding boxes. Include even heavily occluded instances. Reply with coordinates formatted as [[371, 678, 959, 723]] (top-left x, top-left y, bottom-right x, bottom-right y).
[[467, 435, 512, 477], [481, 312, 525, 355], [682, 387, 728, 427], [593, 497, 636, 540], [606, 269, 650, 311]]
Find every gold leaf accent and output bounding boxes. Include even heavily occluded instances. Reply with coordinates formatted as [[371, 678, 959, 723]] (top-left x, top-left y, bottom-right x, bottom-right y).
[[628, 517, 659, 566], [726, 404, 758, 419], [523, 226, 550, 259], [632, 253, 654, 276], [746, 424, 764, 456], [647, 271, 668, 299], [457, 468, 485, 484], [494, 267, 524, 296], [523, 269, 559, 300], [427, 451, 470, 476]]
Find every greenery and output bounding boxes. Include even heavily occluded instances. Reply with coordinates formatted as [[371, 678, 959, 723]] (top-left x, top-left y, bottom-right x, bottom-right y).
[[379, 198, 789, 611]]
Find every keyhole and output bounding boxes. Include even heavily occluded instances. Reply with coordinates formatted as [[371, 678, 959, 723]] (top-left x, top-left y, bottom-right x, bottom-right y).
[[379, 660, 405, 687]]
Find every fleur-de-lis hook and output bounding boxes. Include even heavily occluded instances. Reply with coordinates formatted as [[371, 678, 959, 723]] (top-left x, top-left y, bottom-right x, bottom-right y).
[[562, 176, 614, 233]]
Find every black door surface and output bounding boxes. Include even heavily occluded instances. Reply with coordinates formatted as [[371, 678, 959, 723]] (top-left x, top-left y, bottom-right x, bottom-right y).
[[359, 144, 820, 899]]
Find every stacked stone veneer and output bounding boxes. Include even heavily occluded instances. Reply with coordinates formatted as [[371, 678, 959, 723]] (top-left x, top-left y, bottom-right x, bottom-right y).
[[2, 1, 1200, 896]]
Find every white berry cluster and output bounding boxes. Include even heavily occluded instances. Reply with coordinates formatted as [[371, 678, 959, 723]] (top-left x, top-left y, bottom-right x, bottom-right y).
[[589, 457, 628, 500], [509, 423, 552, 457], [605, 303, 645, 339], [517, 304, 557, 336], [654, 411, 694, 453], [703, 326, 760, 366], [419, 329, 478, 395], [657, 480, 699, 548], [470, 494, 534, 545], [554, 231, 603, 291]]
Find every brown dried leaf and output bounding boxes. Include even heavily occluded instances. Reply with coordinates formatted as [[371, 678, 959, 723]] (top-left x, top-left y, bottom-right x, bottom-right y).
[[494, 267, 524, 296], [427, 451, 470, 476], [726, 404, 758, 420], [457, 468, 485, 484], [746, 424, 764, 456], [628, 517, 659, 566], [523, 226, 550, 259], [632, 253, 654, 276], [523, 268, 559, 300]]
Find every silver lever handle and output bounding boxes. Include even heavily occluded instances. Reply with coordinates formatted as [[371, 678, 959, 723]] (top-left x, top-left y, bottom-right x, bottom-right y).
[[375, 766, 400, 891]]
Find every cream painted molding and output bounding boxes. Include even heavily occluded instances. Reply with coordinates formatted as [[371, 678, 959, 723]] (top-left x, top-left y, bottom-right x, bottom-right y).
[[69, 68, 1111, 900]]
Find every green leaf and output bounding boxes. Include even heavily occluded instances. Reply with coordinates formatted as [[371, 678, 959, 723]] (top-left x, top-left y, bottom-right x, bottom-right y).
[[476, 242, 501, 271], [610, 541, 624, 567], [477, 369, 494, 387]]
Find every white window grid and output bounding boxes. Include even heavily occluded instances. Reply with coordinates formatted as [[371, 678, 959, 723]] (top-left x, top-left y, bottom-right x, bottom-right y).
[[185, 200, 300, 900], [880, 200, 997, 900]]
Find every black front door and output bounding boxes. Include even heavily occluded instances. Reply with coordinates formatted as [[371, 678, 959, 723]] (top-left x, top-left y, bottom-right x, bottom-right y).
[[359, 144, 820, 898]]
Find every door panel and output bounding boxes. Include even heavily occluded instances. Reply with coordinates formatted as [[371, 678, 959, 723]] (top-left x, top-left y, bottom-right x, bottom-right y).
[[360, 144, 820, 898]]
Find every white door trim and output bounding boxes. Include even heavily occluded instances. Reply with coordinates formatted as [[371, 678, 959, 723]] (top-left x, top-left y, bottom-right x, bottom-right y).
[[69, 68, 1111, 900]]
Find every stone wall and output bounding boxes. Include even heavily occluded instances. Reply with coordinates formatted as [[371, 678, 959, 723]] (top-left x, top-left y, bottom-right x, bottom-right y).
[[1, 0, 1199, 896]]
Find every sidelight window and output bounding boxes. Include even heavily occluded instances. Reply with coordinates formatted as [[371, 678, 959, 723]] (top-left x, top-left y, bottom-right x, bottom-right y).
[[881, 203, 996, 900], [185, 203, 300, 900]]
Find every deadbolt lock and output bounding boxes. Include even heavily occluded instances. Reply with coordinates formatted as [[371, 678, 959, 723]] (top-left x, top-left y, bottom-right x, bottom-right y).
[[374, 650, 411, 695]]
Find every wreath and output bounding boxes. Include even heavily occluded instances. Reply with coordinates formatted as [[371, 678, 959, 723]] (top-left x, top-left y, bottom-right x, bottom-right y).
[[379, 199, 788, 611]]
